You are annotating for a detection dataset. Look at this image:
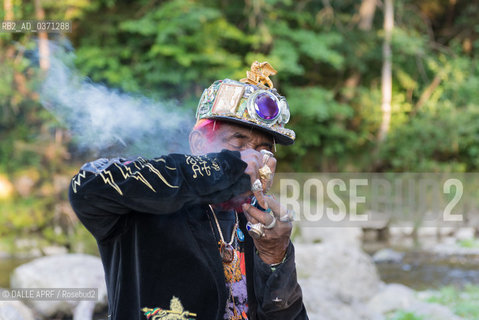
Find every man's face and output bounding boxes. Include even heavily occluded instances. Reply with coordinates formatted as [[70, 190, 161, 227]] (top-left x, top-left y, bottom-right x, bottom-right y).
[[191, 122, 274, 155], [189, 122, 275, 210]]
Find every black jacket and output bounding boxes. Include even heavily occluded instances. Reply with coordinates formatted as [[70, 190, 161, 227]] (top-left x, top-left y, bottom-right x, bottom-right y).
[[69, 149, 308, 320]]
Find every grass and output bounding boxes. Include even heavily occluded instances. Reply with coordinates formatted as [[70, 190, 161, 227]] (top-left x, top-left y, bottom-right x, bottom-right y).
[[458, 238, 479, 249], [385, 285, 479, 320], [424, 284, 479, 319], [387, 311, 424, 320]]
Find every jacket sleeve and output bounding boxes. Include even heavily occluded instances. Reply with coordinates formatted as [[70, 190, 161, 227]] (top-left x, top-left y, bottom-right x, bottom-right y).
[[252, 242, 309, 319], [69, 149, 250, 241]]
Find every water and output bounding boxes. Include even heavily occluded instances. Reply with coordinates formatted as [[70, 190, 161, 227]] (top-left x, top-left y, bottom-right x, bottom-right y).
[[376, 261, 479, 290], [365, 241, 479, 290]]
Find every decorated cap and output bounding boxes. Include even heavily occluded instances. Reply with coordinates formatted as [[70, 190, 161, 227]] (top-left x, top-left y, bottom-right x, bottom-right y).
[[195, 61, 295, 145]]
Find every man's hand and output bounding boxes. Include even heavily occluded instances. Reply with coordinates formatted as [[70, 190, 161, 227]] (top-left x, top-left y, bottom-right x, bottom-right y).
[[240, 149, 277, 209], [242, 196, 292, 265]]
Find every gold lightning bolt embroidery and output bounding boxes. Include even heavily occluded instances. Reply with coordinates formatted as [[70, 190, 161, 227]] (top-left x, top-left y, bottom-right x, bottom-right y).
[[71, 170, 87, 193], [100, 170, 123, 195], [79, 158, 178, 196], [132, 158, 178, 188], [143, 163, 179, 189], [113, 163, 157, 193]]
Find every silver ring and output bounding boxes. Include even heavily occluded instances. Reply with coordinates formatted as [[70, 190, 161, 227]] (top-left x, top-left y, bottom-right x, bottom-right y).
[[260, 150, 274, 165], [263, 216, 277, 229], [279, 209, 295, 222], [246, 222, 265, 239], [251, 179, 263, 192]]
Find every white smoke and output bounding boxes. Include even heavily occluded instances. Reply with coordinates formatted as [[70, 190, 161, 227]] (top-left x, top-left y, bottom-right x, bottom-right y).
[[39, 39, 193, 158]]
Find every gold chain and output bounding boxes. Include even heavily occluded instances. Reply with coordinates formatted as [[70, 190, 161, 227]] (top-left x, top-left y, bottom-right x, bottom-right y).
[[208, 205, 238, 246], [209, 205, 245, 320]]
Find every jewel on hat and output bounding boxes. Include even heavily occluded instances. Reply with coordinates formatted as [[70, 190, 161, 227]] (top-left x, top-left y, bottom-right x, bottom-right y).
[[255, 92, 279, 120]]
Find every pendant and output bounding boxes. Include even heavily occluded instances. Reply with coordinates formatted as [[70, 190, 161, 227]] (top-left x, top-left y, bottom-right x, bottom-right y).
[[219, 242, 234, 263], [237, 228, 245, 242]]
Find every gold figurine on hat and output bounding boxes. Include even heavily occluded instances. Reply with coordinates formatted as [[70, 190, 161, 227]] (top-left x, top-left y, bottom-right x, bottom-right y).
[[240, 61, 277, 89]]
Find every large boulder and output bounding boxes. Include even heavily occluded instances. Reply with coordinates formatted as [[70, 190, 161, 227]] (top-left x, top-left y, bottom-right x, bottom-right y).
[[0, 300, 35, 320], [296, 243, 381, 302], [298, 277, 379, 320], [10, 254, 107, 320], [295, 243, 381, 319]]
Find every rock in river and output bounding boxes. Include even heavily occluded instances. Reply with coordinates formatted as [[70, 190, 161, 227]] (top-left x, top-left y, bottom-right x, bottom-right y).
[[10, 254, 106, 320], [295, 243, 381, 319], [372, 248, 404, 263]]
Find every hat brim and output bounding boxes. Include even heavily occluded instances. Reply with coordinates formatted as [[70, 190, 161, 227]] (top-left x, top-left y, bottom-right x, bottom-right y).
[[208, 115, 295, 145]]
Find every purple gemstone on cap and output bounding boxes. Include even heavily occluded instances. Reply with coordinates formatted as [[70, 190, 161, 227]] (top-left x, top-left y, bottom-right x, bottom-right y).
[[254, 93, 279, 120]]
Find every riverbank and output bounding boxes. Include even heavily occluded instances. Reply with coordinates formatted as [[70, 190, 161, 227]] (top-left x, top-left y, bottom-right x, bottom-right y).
[[1, 226, 479, 319]]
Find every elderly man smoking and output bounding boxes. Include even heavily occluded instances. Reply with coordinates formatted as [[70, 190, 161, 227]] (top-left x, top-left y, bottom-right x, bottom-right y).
[[69, 62, 308, 320]]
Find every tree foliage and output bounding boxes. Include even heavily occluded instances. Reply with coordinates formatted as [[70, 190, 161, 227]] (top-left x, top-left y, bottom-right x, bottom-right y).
[[1, 0, 479, 248]]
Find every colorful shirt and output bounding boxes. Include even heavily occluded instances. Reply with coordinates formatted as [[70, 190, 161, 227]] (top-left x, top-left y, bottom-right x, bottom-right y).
[[223, 248, 248, 319]]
